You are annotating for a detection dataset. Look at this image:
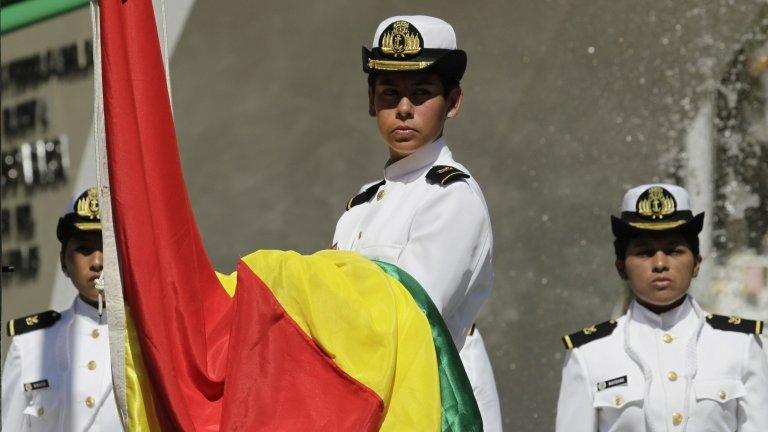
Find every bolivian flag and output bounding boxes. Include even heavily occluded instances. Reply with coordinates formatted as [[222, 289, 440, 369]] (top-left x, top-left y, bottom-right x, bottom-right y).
[[97, 0, 482, 430]]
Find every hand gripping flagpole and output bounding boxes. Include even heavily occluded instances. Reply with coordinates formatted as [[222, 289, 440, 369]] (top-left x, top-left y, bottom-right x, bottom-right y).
[[90, 0, 129, 427]]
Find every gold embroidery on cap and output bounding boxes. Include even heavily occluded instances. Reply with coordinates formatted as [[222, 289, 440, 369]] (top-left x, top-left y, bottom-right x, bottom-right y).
[[76, 188, 100, 220], [583, 325, 597, 335], [25, 315, 39, 326], [367, 59, 432, 71], [637, 186, 675, 219], [380, 21, 421, 58], [728, 316, 742, 325]]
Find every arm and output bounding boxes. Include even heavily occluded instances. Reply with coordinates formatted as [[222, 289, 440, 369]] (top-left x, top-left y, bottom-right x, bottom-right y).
[[556, 349, 597, 432], [2, 340, 30, 432], [737, 335, 768, 431], [396, 184, 491, 326]]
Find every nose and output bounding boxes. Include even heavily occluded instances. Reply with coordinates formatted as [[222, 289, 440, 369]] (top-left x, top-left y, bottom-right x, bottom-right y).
[[651, 251, 668, 273], [91, 250, 104, 273], [395, 96, 414, 120]]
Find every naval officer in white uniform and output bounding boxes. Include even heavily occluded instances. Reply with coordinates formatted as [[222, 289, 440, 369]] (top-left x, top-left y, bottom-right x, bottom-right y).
[[556, 184, 768, 432], [2, 188, 122, 431], [333, 16, 502, 431]]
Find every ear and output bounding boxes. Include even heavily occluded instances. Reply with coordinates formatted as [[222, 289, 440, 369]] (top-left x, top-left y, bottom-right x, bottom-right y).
[[368, 87, 376, 117], [691, 254, 702, 278], [60, 251, 68, 276], [446, 86, 463, 119], [615, 259, 628, 280]]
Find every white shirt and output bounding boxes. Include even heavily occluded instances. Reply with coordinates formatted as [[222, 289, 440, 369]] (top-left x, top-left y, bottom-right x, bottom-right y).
[[2, 297, 121, 432], [333, 137, 502, 431], [556, 296, 768, 432], [333, 137, 493, 348]]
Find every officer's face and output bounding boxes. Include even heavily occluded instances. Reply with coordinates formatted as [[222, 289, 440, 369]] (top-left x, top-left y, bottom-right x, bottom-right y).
[[616, 232, 701, 306], [61, 231, 103, 301], [369, 72, 462, 161]]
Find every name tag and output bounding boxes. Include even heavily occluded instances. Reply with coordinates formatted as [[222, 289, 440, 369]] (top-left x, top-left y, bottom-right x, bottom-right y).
[[597, 375, 627, 391], [23, 379, 49, 392]]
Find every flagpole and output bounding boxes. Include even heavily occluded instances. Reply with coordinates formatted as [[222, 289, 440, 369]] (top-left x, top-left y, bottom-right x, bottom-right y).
[[89, 0, 130, 427]]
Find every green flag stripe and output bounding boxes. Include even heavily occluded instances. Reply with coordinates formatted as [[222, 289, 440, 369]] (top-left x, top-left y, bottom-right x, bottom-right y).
[[374, 261, 483, 432], [1, 0, 89, 35]]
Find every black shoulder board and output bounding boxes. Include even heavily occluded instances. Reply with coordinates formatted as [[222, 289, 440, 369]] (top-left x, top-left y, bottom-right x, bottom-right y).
[[345, 180, 385, 211], [562, 319, 618, 350], [7, 311, 61, 337], [706, 314, 763, 335], [426, 165, 469, 186]]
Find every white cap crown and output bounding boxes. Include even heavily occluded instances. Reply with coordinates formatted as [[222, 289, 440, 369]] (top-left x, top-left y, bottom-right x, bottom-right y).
[[621, 183, 691, 213], [372, 15, 457, 50]]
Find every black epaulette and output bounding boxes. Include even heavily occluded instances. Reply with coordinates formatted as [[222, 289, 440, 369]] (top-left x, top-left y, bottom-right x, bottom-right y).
[[6, 311, 61, 337], [562, 319, 618, 350], [426, 165, 469, 186], [345, 180, 385, 211], [706, 314, 763, 335]]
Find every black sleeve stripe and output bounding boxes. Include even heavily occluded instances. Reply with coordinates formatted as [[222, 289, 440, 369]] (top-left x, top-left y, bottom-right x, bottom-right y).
[[706, 314, 763, 335], [562, 319, 618, 350], [345, 180, 385, 211], [426, 165, 470, 186], [6, 310, 61, 336]]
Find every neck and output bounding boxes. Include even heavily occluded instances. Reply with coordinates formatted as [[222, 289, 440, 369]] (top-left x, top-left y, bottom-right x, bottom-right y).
[[79, 294, 104, 310], [636, 294, 687, 315]]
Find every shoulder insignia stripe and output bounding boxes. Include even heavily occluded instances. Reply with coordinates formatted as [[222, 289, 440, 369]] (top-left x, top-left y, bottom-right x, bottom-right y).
[[562, 319, 617, 350], [345, 180, 385, 211], [6, 310, 61, 336], [426, 165, 469, 186], [707, 314, 763, 335]]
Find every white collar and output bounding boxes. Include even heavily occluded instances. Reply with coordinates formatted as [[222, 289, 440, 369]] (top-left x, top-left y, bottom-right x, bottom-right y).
[[74, 295, 106, 323], [629, 295, 697, 331], [384, 136, 449, 182]]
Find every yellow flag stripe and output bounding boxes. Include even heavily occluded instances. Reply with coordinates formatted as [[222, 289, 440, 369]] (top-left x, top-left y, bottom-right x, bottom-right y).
[[239, 249, 440, 432]]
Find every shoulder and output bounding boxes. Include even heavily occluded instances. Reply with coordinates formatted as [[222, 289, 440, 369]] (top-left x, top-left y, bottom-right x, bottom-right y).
[[425, 165, 470, 186], [345, 179, 385, 211], [705, 313, 763, 336], [6, 310, 62, 337], [562, 319, 619, 350]]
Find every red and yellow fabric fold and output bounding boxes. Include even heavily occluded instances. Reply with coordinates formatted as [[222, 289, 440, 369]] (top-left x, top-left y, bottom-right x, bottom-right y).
[[98, 0, 481, 430]]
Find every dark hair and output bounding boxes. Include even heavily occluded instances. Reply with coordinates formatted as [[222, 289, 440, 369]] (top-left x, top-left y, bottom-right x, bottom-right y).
[[367, 72, 459, 96], [613, 230, 700, 260]]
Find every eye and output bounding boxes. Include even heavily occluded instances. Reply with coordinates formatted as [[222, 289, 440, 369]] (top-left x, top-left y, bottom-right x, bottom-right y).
[[380, 88, 398, 97], [632, 248, 654, 257], [75, 245, 95, 255]]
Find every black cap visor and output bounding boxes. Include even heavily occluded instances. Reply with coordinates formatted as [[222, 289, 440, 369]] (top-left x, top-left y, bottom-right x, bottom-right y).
[[363, 47, 467, 82], [57, 214, 102, 244], [611, 212, 704, 239]]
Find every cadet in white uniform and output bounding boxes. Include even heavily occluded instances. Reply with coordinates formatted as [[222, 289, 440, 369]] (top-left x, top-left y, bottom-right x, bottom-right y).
[[333, 16, 502, 431], [2, 188, 122, 432], [556, 184, 768, 432]]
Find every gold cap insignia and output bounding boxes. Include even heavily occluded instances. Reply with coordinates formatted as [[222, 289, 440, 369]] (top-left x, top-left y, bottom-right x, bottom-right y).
[[636, 186, 676, 220], [380, 20, 422, 58], [76, 188, 100, 220]]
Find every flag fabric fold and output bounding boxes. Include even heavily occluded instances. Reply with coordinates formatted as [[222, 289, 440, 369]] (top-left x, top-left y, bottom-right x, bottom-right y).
[[97, 0, 482, 430]]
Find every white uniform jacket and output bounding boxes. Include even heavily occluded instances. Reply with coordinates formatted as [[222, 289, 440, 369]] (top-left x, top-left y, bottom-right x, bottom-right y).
[[2, 297, 121, 432], [333, 137, 502, 431], [556, 296, 768, 432]]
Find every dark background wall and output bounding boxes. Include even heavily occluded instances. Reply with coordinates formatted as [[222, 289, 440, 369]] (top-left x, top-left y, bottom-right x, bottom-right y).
[[1, 1, 763, 430], [169, 1, 764, 429]]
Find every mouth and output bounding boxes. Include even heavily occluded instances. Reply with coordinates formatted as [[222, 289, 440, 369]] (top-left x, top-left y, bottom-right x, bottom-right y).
[[650, 277, 672, 289], [392, 125, 416, 135], [89, 275, 101, 282]]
